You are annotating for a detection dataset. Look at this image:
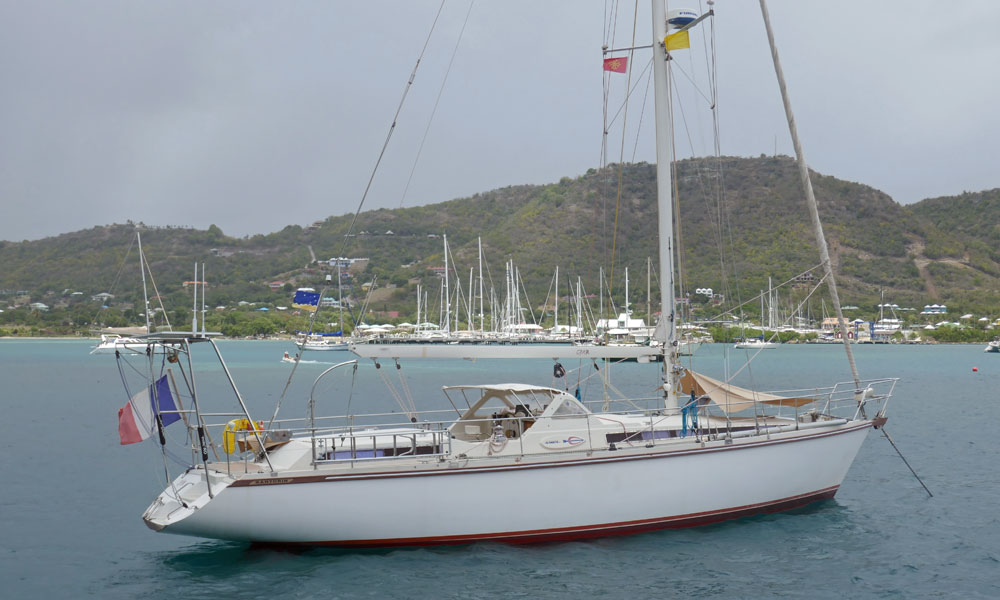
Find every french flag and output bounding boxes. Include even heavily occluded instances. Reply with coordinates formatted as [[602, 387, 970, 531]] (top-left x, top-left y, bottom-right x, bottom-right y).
[[118, 376, 180, 445]]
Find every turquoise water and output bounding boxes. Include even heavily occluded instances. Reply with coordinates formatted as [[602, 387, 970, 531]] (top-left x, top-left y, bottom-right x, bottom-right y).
[[2, 340, 998, 599]]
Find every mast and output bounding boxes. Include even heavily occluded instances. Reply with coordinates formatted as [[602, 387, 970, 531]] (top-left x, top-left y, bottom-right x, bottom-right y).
[[878, 288, 885, 324], [490, 287, 496, 334], [515, 265, 522, 325], [443, 234, 450, 334], [338, 263, 344, 334], [625, 267, 630, 315], [599, 266, 604, 330], [651, 0, 678, 410], [647, 256, 651, 327], [554, 266, 559, 331], [478, 237, 485, 334], [768, 276, 774, 330], [137, 232, 151, 334], [504, 261, 511, 332], [192, 262, 198, 333], [201, 262, 206, 335], [760, 291, 765, 332]]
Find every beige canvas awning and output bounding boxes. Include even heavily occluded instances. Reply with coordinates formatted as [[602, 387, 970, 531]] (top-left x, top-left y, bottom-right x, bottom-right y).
[[680, 370, 817, 415]]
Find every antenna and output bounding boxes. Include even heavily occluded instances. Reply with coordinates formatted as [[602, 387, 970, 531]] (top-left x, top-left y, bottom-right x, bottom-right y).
[[192, 262, 198, 333]]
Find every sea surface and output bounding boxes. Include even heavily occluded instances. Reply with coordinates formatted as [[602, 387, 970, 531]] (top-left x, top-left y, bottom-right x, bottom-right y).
[[2, 339, 998, 599]]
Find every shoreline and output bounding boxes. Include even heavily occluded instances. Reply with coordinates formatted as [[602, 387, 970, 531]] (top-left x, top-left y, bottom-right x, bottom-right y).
[[0, 335, 290, 341], [0, 336, 990, 346]]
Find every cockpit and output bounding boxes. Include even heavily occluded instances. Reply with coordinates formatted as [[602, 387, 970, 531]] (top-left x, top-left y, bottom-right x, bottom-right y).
[[443, 384, 590, 442]]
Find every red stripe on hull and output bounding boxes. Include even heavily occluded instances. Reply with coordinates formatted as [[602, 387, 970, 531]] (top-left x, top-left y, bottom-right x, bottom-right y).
[[260, 486, 839, 549]]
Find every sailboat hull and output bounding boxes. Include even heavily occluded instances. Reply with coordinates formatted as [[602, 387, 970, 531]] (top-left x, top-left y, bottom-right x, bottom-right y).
[[91, 340, 161, 355], [149, 422, 869, 546]]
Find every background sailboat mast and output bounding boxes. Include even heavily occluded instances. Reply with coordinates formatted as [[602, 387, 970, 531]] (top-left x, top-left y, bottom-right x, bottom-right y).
[[338, 263, 344, 334], [137, 232, 151, 333], [554, 266, 559, 330], [576, 277, 583, 333], [478, 237, 485, 334], [625, 267, 629, 314], [599, 266, 604, 326], [647, 257, 651, 326], [468, 267, 474, 330], [651, 0, 678, 410], [191, 263, 198, 333], [201, 262, 206, 335], [443, 234, 450, 334]]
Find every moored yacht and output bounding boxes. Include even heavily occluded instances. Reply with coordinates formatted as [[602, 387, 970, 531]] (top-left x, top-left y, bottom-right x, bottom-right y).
[[113, 1, 898, 547], [135, 333, 894, 545]]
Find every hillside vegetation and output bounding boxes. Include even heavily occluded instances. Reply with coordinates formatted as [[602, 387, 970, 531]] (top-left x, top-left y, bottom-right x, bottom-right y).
[[2, 156, 998, 335]]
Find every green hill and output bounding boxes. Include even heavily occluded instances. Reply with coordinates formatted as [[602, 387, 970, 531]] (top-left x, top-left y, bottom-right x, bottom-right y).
[[2, 156, 998, 335]]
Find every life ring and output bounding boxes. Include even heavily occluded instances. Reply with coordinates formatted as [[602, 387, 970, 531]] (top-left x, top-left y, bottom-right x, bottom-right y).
[[223, 418, 263, 454]]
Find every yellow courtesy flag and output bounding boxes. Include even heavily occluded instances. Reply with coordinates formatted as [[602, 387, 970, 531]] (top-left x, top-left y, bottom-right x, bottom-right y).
[[665, 30, 690, 51]]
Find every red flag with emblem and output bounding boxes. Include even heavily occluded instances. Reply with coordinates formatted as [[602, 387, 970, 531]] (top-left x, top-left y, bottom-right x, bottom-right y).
[[603, 57, 627, 73]]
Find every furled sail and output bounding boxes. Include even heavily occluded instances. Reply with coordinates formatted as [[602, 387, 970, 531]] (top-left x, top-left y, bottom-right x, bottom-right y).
[[680, 370, 817, 415]]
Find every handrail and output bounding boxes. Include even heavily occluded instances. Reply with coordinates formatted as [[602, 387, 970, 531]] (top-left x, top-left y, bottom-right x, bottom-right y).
[[191, 374, 896, 475], [309, 360, 359, 469]]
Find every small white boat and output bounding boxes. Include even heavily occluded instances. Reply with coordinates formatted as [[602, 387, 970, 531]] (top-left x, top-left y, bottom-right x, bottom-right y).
[[90, 333, 153, 355], [734, 338, 777, 350], [985, 339, 1000, 353], [296, 334, 349, 352]]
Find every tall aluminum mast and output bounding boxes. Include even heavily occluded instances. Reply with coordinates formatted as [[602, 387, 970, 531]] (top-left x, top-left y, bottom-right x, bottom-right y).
[[651, 0, 678, 411]]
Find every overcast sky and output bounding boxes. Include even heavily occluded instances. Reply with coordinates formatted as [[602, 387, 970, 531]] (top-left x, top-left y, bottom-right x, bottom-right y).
[[2, 1, 999, 242]]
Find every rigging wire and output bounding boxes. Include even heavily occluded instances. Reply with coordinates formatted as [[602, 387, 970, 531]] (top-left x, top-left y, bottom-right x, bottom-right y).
[[140, 245, 172, 330], [93, 233, 136, 329], [373, 359, 416, 421], [630, 62, 654, 162], [699, 1, 747, 347], [399, 0, 476, 208], [698, 263, 825, 323], [597, 0, 623, 309], [336, 0, 447, 258], [607, 0, 641, 318], [269, 2, 452, 418], [758, 0, 860, 386], [604, 57, 654, 129]]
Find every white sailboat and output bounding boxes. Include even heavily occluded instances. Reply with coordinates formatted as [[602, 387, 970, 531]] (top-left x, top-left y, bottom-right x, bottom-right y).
[[873, 290, 903, 341], [734, 337, 778, 350], [121, 2, 896, 546], [91, 232, 171, 354], [734, 286, 777, 349], [295, 265, 350, 352], [296, 334, 348, 351]]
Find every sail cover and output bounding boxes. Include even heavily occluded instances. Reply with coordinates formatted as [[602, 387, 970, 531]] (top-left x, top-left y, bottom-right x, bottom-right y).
[[680, 370, 817, 415]]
